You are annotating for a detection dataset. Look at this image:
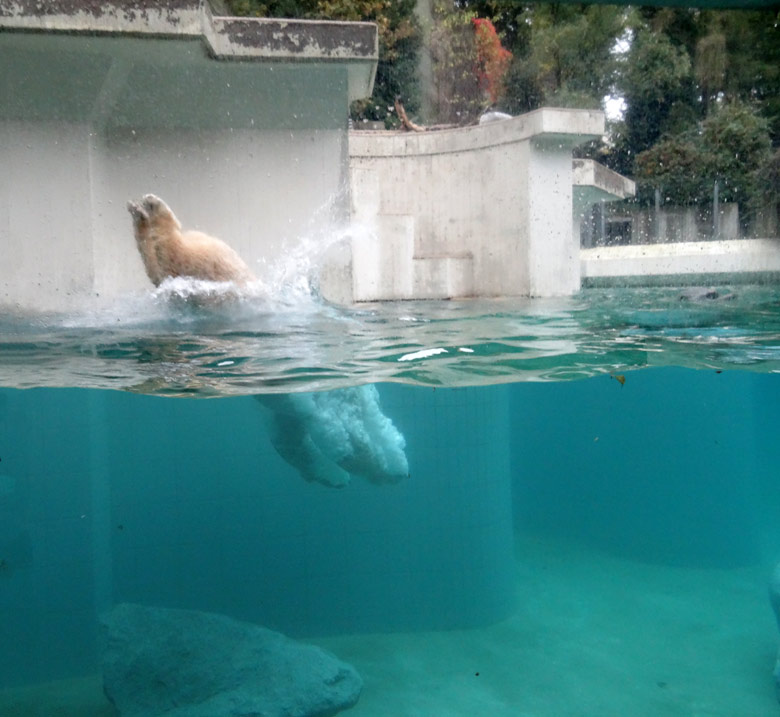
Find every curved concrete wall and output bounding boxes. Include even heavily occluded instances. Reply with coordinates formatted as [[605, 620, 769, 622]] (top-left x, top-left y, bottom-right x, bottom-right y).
[[336, 109, 605, 301]]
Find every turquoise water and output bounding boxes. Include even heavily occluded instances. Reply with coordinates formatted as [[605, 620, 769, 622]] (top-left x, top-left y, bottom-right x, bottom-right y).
[[2, 284, 780, 394], [1, 285, 780, 715]]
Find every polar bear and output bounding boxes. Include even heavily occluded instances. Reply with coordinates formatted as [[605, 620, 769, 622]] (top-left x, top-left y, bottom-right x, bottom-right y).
[[127, 194, 255, 287], [257, 385, 409, 488]]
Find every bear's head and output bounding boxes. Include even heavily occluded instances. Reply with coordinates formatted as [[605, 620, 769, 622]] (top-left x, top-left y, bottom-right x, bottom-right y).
[[127, 194, 182, 234]]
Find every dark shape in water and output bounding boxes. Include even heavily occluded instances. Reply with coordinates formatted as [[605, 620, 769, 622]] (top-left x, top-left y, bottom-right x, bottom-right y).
[[678, 287, 737, 302]]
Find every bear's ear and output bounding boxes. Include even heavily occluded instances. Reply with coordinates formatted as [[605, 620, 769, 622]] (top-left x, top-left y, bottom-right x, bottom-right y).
[[127, 201, 148, 223]]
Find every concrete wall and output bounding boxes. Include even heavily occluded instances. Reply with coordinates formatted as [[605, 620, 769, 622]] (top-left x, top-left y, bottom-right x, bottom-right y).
[[332, 109, 605, 302], [581, 238, 780, 285], [0, 2, 376, 313]]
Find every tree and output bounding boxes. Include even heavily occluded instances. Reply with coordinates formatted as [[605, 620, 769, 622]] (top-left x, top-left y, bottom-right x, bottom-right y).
[[719, 10, 780, 145], [634, 101, 771, 211], [428, 3, 482, 123], [607, 9, 779, 170], [610, 24, 693, 176], [634, 134, 708, 206], [751, 147, 780, 233], [225, 0, 422, 126], [695, 26, 727, 116], [459, 3, 624, 115], [473, 17, 512, 106], [428, 3, 512, 124]]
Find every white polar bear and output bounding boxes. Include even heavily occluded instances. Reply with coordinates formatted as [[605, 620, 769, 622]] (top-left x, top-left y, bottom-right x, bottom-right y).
[[127, 194, 254, 287], [257, 385, 409, 488]]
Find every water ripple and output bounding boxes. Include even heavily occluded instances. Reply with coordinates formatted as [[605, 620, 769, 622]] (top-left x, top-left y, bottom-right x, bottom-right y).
[[1, 284, 779, 395]]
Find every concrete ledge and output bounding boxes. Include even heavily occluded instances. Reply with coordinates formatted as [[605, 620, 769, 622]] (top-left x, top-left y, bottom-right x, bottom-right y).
[[349, 108, 604, 158], [582, 239, 780, 285], [573, 158, 635, 205], [0, 0, 203, 34], [0, 0, 378, 100], [208, 16, 377, 60]]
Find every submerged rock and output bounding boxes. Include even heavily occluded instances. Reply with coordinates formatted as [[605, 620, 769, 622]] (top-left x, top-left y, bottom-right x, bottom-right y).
[[771, 564, 780, 702], [100, 603, 362, 717]]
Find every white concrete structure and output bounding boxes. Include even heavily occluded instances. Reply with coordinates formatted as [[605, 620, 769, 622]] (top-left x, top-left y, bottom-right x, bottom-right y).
[[332, 109, 606, 301], [573, 158, 636, 236], [573, 157, 636, 255], [582, 238, 780, 285], [0, 0, 377, 313], [3, 1, 774, 311]]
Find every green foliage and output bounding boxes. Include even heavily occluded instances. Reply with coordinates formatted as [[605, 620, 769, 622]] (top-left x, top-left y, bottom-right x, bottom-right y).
[[634, 134, 708, 205], [500, 54, 544, 116], [427, 4, 516, 124], [227, 0, 310, 16], [622, 28, 692, 107], [700, 101, 772, 205], [754, 148, 780, 206], [607, 8, 779, 182], [224, 0, 421, 126], [428, 3, 514, 124], [428, 4, 480, 124], [695, 28, 727, 114], [462, 3, 624, 117], [224, 1, 779, 215], [609, 25, 694, 175], [720, 10, 780, 144], [634, 101, 771, 209]]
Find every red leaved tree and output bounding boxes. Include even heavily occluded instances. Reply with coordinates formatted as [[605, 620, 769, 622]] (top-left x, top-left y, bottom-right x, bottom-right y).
[[430, 6, 512, 125], [472, 18, 512, 106]]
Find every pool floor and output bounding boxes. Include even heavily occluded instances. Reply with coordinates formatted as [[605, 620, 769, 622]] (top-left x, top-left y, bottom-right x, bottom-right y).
[[1, 531, 774, 716]]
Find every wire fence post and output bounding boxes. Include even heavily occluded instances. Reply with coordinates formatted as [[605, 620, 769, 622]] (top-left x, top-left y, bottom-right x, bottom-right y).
[[713, 180, 720, 239]]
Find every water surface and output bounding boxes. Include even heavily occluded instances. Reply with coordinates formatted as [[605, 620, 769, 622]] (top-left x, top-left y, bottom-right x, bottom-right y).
[[2, 282, 779, 395]]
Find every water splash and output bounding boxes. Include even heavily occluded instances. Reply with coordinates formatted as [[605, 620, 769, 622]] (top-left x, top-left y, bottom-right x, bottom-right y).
[[53, 205, 356, 329]]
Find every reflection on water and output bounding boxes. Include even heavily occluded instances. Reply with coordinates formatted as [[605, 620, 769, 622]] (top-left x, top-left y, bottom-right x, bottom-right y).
[[1, 282, 779, 395]]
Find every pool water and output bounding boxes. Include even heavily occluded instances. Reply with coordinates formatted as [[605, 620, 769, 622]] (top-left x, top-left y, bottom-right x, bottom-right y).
[[2, 283, 780, 394], [1, 285, 779, 715]]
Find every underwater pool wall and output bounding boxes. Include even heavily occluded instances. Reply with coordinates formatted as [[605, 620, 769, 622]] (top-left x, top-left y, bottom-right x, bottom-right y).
[[510, 369, 780, 568], [0, 0, 377, 312], [0, 384, 516, 687]]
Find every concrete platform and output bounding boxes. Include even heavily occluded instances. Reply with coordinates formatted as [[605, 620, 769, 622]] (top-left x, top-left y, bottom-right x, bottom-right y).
[[0, 0, 376, 97], [0, 0, 377, 312], [573, 158, 636, 211]]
